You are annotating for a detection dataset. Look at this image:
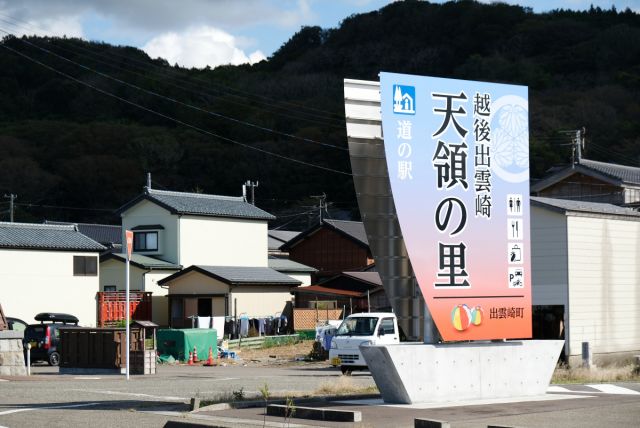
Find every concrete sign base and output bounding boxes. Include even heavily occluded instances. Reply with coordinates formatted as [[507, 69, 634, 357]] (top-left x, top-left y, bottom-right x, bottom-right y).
[[360, 340, 564, 404]]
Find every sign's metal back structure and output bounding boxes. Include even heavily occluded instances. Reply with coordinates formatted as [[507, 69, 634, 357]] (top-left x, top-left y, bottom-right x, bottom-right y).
[[344, 79, 435, 341]]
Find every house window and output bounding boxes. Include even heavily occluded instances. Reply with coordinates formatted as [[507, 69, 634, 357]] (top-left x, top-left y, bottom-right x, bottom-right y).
[[104, 285, 117, 292], [73, 256, 98, 276], [134, 231, 158, 251]]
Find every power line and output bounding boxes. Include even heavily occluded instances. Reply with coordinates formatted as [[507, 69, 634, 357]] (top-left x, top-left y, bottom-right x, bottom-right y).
[[0, 42, 352, 176], [587, 142, 640, 166], [273, 208, 318, 219], [15, 202, 115, 212], [0, 31, 347, 151]]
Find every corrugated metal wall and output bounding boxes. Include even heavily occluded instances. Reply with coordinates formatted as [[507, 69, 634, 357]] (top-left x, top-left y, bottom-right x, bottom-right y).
[[344, 78, 436, 341]]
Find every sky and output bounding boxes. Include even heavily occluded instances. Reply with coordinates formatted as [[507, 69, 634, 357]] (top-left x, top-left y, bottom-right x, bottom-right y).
[[0, 0, 637, 69]]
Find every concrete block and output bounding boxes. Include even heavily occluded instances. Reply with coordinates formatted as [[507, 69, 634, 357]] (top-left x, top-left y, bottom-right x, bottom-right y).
[[190, 397, 201, 411], [487, 425, 524, 428], [0, 336, 27, 376], [361, 340, 564, 404], [163, 422, 221, 428], [415, 418, 451, 428], [0, 331, 24, 340], [267, 404, 362, 422]]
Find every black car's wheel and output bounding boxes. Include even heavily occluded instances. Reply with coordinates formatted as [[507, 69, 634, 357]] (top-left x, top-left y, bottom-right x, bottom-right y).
[[48, 351, 60, 366], [340, 366, 352, 376]]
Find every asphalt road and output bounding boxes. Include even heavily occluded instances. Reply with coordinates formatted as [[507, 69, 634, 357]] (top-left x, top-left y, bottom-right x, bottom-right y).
[[0, 362, 373, 427], [2, 363, 640, 428]]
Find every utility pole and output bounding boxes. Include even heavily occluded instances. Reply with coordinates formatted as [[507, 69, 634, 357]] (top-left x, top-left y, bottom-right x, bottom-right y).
[[560, 128, 586, 165], [243, 180, 259, 205], [310, 193, 327, 223], [3, 193, 16, 222]]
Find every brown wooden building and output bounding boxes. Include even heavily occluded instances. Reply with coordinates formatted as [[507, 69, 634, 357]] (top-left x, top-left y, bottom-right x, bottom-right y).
[[281, 219, 374, 282], [531, 158, 640, 207]]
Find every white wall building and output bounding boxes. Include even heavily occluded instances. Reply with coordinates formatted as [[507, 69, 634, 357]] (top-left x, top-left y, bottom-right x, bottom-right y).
[[102, 187, 313, 327], [531, 197, 640, 365], [0, 222, 105, 326]]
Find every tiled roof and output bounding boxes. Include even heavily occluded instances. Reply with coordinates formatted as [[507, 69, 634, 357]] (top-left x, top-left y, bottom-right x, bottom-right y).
[[268, 256, 317, 273], [268, 230, 300, 250], [102, 253, 182, 270], [0, 222, 106, 252], [159, 265, 301, 286], [118, 188, 275, 221], [45, 221, 121, 246], [532, 158, 640, 193], [76, 224, 121, 245], [531, 197, 640, 218], [342, 271, 382, 286], [283, 219, 369, 250], [324, 220, 369, 246], [293, 284, 364, 298], [579, 159, 640, 185]]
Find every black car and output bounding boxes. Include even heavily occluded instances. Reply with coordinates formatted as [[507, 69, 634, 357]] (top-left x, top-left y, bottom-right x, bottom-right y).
[[7, 317, 28, 332], [23, 313, 80, 366]]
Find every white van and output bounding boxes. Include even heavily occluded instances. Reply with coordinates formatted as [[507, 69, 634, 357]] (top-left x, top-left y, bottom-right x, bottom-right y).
[[329, 312, 399, 374]]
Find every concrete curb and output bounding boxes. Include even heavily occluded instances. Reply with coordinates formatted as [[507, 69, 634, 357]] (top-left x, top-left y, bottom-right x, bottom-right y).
[[267, 403, 362, 422], [415, 419, 450, 428], [193, 393, 380, 413]]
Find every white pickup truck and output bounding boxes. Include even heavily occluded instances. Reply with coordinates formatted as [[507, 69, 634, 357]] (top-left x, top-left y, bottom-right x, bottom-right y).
[[328, 312, 399, 374]]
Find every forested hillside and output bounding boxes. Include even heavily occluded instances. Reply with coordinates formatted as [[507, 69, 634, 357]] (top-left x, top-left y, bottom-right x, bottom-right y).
[[0, 1, 638, 226]]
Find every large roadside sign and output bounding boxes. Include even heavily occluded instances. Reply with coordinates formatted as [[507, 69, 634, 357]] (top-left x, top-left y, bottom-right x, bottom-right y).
[[380, 72, 531, 341]]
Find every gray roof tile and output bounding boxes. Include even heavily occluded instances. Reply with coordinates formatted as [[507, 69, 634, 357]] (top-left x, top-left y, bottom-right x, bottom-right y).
[[531, 197, 640, 218], [195, 266, 301, 285], [342, 271, 382, 286], [268, 230, 300, 250], [45, 221, 121, 246], [159, 265, 301, 286], [0, 222, 106, 251], [532, 159, 640, 193], [103, 253, 181, 270], [324, 219, 369, 246], [579, 159, 640, 185], [119, 188, 275, 221], [268, 256, 317, 273]]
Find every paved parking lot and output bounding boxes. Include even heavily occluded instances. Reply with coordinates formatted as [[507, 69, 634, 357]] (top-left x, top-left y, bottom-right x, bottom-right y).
[[0, 363, 372, 427], [2, 363, 640, 427]]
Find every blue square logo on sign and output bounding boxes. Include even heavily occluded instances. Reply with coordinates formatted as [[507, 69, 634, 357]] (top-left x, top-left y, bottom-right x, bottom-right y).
[[393, 85, 416, 115]]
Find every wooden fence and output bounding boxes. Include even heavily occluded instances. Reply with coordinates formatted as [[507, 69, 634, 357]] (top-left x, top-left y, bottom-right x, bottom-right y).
[[293, 308, 343, 331]]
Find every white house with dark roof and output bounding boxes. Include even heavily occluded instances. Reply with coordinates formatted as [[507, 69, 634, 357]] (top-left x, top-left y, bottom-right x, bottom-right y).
[[0, 222, 105, 326], [102, 187, 311, 327], [158, 265, 302, 327], [531, 196, 640, 365]]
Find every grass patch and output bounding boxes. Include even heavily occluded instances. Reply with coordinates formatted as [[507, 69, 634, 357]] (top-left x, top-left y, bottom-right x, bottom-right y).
[[314, 375, 379, 396], [197, 375, 379, 408], [262, 336, 300, 349], [552, 364, 640, 384]]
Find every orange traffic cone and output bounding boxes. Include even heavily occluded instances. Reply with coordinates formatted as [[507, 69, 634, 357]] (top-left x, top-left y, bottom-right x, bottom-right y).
[[192, 346, 199, 363], [204, 347, 215, 366], [187, 351, 194, 365]]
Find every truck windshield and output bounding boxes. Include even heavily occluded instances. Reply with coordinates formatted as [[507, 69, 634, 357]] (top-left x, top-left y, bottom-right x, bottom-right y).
[[335, 317, 378, 336]]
